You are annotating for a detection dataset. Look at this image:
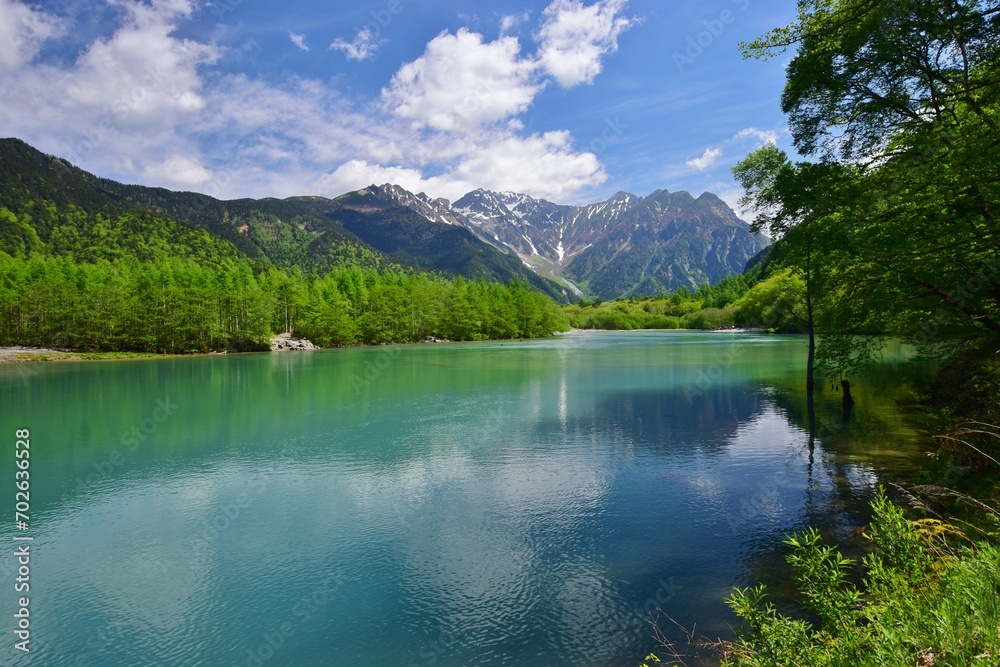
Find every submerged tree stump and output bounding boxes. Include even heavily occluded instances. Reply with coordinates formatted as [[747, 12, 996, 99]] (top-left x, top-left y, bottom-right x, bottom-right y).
[[841, 380, 855, 406]]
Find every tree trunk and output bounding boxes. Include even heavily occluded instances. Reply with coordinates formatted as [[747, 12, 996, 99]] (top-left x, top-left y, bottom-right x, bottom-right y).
[[841, 379, 855, 423], [841, 379, 855, 406], [806, 285, 815, 397]]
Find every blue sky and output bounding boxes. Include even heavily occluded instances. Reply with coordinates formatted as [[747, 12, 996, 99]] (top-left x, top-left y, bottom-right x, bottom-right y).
[[0, 0, 798, 212]]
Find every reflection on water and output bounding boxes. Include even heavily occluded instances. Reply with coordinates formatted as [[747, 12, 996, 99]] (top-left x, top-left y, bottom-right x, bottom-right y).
[[0, 332, 931, 666]]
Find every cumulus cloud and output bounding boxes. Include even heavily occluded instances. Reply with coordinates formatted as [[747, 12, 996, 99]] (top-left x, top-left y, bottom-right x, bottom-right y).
[[0, 0, 617, 205], [448, 131, 604, 199], [500, 12, 531, 35], [535, 0, 633, 87], [288, 31, 308, 51], [0, 0, 65, 70], [382, 28, 541, 132], [686, 147, 722, 171], [330, 27, 379, 61], [317, 132, 605, 202], [0, 0, 217, 185], [317, 160, 431, 198], [735, 127, 779, 145], [143, 154, 213, 188]]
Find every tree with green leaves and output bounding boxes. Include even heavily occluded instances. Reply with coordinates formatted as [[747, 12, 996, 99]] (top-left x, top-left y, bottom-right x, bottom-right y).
[[738, 0, 1000, 374]]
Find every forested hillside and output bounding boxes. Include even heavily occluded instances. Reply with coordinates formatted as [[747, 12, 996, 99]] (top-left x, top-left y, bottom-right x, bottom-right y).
[[0, 138, 250, 266], [0, 253, 567, 353], [0, 138, 568, 300], [0, 139, 569, 352]]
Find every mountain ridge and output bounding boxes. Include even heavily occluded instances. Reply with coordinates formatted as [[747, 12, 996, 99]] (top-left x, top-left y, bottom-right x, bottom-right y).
[[0, 138, 567, 301], [0, 137, 767, 301], [375, 181, 767, 299]]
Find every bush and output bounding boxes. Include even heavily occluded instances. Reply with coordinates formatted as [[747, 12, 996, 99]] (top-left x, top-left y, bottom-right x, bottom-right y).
[[642, 491, 1000, 667], [722, 491, 1000, 667], [683, 306, 737, 330]]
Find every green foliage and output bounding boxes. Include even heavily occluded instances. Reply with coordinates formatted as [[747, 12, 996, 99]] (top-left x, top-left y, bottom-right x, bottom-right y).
[[721, 491, 1000, 667], [562, 272, 764, 330], [732, 269, 807, 332], [737, 0, 1000, 373], [0, 252, 569, 353]]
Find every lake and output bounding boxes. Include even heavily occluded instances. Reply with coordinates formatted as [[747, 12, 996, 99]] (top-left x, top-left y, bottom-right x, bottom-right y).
[[0, 331, 931, 666]]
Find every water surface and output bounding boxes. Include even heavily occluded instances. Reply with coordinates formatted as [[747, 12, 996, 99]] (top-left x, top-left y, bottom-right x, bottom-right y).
[[0, 331, 929, 666]]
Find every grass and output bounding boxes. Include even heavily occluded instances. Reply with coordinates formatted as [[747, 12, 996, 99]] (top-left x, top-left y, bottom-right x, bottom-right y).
[[643, 490, 1000, 667]]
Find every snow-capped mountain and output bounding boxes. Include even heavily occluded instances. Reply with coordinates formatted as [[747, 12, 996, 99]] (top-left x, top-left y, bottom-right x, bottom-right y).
[[366, 182, 768, 300], [366, 183, 467, 226]]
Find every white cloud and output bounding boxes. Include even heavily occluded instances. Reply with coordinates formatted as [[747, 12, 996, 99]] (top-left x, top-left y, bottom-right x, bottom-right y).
[[382, 28, 541, 132], [735, 127, 779, 145], [448, 131, 604, 200], [0, 0, 64, 71], [316, 132, 604, 203], [143, 154, 213, 188], [535, 0, 633, 88], [330, 26, 379, 61], [500, 12, 531, 35], [63, 3, 216, 129], [686, 147, 722, 171], [317, 160, 431, 199], [0, 0, 217, 184], [288, 31, 308, 51], [0, 0, 615, 206]]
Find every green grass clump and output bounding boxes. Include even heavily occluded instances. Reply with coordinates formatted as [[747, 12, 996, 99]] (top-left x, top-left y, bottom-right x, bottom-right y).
[[645, 490, 1000, 667]]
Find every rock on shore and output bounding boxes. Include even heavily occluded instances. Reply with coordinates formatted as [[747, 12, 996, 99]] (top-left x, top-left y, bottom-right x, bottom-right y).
[[271, 333, 317, 351]]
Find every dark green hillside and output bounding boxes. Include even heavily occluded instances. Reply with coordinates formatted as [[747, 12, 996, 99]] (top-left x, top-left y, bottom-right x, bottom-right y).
[[0, 138, 570, 353], [0, 139, 568, 300], [564, 190, 767, 299], [333, 189, 568, 302], [89, 178, 395, 273], [0, 138, 246, 265]]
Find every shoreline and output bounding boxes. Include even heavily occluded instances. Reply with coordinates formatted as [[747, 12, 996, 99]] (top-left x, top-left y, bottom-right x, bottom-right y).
[[0, 335, 528, 364], [0, 346, 224, 364], [0, 328, 775, 364]]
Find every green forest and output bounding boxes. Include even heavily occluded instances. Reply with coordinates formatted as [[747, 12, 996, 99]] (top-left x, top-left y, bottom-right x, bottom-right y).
[[0, 253, 568, 352], [0, 137, 569, 352]]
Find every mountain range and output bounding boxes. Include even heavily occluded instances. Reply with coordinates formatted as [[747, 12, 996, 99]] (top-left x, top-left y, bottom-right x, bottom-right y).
[[369, 183, 767, 299], [0, 138, 767, 301]]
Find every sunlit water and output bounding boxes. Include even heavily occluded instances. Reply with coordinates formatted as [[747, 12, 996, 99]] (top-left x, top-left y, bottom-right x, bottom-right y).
[[0, 332, 930, 666]]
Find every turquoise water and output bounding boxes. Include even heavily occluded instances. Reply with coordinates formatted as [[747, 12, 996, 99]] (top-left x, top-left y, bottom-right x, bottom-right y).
[[0, 332, 928, 666]]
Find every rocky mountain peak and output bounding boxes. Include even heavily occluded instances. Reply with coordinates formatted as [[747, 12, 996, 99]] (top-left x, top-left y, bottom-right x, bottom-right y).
[[344, 181, 767, 299]]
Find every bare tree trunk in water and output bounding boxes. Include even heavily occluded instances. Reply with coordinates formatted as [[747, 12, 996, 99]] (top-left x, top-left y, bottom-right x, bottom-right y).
[[805, 237, 816, 401], [806, 280, 816, 436], [841, 379, 854, 405], [841, 379, 855, 423]]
